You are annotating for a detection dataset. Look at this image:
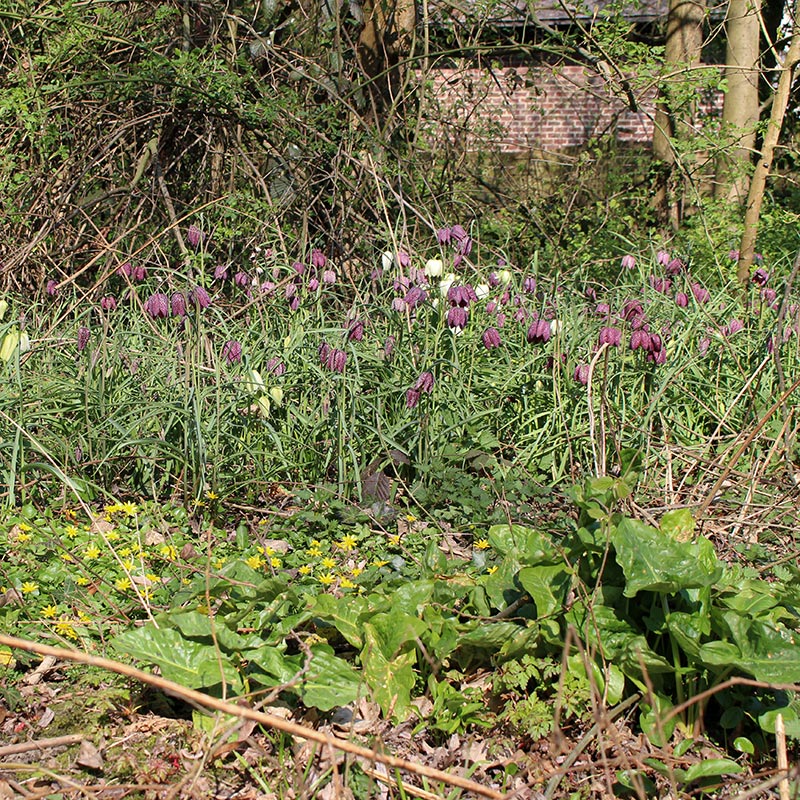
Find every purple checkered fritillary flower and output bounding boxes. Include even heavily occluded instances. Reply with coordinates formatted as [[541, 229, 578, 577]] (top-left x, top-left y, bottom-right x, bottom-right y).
[[144, 292, 169, 319], [599, 326, 622, 347], [100, 295, 117, 312], [222, 340, 242, 364], [482, 327, 502, 349], [187, 225, 203, 249], [526, 319, 551, 344], [311, 248, 327, 268], [190, 285, 211, 310], [171, 292, 187, 318], [77, 326, 90, 351]]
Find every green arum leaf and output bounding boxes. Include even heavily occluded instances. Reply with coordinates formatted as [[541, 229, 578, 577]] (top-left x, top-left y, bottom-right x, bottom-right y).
[[718, 581, 782, 617], [682, 758, 744, 783], [758, 708, 800, 738], [482, 558, 525, 612], [568, 605, 673, 678], [300, 645, 363, 711], [423, 540, 446, 574], [245, 646, 300, 685], [704, 616, 800, 683], [487, 524, 558, 564], [659, 507, 695, 541], [392, 579, 436, 615], [310, 593, 371, 649], [639, 692, 676, 747], [112, 626, 243, 693], [611, 517, 722, 597], [517, 564, 571, 618], [361, 611, 424, 717], [567, 654, 625, 705]]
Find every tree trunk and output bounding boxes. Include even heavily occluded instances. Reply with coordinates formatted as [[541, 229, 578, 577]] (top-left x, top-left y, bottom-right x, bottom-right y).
[[737, 0, 800, 282], [652, 0, 706, 229], [715, 0, 762, 203], [357, 0, 417, 129]]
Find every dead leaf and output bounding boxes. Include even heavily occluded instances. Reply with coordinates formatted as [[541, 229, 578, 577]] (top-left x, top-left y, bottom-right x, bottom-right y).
[[144, 530, 165, 546], [76, 739, 104, 770], [37, 707, 55, 728]]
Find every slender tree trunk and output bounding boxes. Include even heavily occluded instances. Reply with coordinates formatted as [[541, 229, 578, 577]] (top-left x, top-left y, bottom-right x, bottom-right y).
[[715, 0, 762, 202], [737, 1, 800, 282], [357, 0, 416, 128], [652, 0, 706, 229]]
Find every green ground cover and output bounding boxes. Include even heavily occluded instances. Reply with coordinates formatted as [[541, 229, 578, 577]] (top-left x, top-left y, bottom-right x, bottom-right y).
[[0, 228, 799, 798]]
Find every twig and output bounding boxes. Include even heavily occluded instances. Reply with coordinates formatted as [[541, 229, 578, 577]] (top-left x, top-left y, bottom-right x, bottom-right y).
[[544, 693, 641, 800], [0, 633, 506, 800], [775, 714, 790, 800], [0, 734, 83, 757]]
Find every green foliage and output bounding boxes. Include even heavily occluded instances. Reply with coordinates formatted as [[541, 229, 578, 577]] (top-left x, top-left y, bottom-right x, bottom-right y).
[[76, 477, 797, 753]]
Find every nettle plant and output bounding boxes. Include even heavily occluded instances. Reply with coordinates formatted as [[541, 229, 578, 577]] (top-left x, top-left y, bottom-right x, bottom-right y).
[[0, 224, 795, 507]]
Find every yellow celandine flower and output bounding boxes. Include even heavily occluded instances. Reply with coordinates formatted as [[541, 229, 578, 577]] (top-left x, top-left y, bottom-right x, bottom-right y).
[[159, 544, 177, 560], [146, 573, 160, 582], [372, 559, 388, 567], [55, 617, 78, 640], [65, 525, 79, 538], [20, 581, 38, 594], [307, 546, 322, 557], [64, 509, 77, 520], [318, 573, 335, 586], [16, 532, 31, 542], [311, 539, 321, 546], [60, 553, 73, 562], [487, 565, 498, 575], [18, 522, 32, 532], [119, 547, 132, 557], [122, 559, 134, 570], [41, 605, 59, 619], [77, 611, 92, 624], [474, 539, 490, 550], [246, 555, 264, 570], [75, 576, 89, 586], [119, 502, 138, 516], [115, 577, 131, 591], [405, 514, 416, 522], [336, 534, 358, 551], [351, 567, 363, 577], [265, 546, 275, 556], [389, 535, 401, 546], [106, 530, 120, 542], [270, 557, 281, 568], [84, 544, 101, 559], [213, 559, 225, 570], [181, 577, 191, 585], [321, 556, 336, 570], [205, 491, 218, 501], [298, 565, 312, 575], [339, 577, 356, 589]]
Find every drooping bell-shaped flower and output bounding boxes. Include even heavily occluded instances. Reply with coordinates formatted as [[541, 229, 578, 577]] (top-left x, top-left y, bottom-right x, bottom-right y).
[[222, 340, 242, 364], [144, 292, 169, 319], [482, 327, 502, 350], [77, 326, 90, 351]]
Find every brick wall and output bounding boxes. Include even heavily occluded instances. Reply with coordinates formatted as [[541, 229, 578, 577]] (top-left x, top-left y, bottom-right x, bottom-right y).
[[421, 62, 721, 153]]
